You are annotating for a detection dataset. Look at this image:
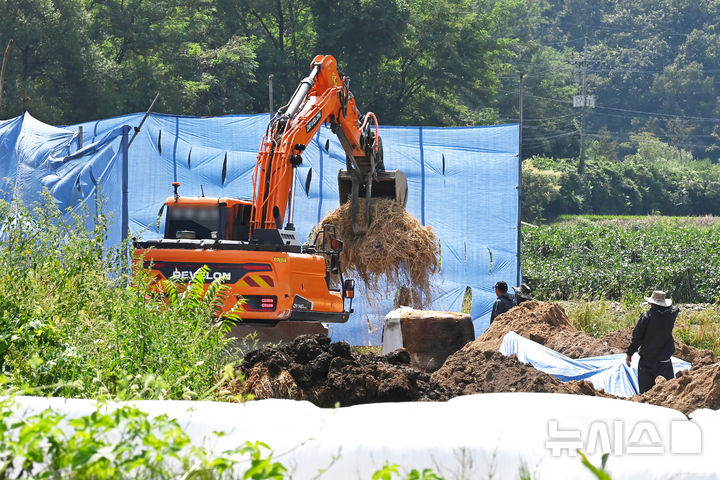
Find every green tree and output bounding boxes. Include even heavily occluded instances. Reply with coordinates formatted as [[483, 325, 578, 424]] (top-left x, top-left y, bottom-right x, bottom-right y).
[[0, 0, 116, 122], [89, 0, 259, 115]]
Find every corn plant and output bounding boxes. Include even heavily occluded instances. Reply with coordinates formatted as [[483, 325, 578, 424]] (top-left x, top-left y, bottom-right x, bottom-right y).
[[523, 217, 720, 303]]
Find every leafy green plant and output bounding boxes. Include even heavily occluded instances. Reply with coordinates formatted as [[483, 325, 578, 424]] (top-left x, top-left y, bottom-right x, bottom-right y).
[[522, 218, 720, 304], [371, 463, 444, 480], [578, 452, 612, 480], [0, 195, 244, 401], [162, 265, 244, 324], [0, 395, 287, 479]]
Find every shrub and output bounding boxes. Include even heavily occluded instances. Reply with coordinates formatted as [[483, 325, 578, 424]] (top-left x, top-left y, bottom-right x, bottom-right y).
[[0, 195, 242, 400], [0, 395, 284, 479]]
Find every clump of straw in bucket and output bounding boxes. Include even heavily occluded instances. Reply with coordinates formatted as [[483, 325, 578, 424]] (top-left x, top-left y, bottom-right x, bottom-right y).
[[315, 198, 439, 307]]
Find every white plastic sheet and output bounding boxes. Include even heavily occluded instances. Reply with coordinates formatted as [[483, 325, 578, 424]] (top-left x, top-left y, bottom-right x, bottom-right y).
[[499, 331, 691, 397], [12, 394, 719, 479]]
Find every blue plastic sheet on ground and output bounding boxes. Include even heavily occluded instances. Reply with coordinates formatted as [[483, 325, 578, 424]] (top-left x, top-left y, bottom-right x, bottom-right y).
[[0, 111, 519, 345], [499, 331, 692, 397]]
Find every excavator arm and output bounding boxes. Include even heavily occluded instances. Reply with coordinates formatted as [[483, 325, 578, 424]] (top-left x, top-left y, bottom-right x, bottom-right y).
[[250, 54, 407, 236]]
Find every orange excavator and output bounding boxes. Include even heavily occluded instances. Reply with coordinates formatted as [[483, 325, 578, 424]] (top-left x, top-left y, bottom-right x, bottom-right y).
[[134, 55, 407, 323]]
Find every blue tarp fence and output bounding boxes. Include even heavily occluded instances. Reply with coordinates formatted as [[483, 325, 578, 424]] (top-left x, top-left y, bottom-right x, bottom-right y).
[[499, 331, 691, 397], [0, 111, 520, 345]]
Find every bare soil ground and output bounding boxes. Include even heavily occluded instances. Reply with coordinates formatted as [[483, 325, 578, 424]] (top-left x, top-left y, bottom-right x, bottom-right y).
[[430, 348, 608, 397], [239, 300, 720, 414], [240, 334, 455, 407]]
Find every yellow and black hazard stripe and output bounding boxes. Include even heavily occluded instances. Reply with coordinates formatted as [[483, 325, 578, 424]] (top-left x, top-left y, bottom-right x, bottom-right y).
[[238, 273, 275, 288]]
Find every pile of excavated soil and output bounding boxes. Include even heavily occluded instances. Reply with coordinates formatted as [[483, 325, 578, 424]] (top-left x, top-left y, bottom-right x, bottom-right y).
[[488, 301, 718, 366], [482, 300, 625, 358], [238, 301, 720, 414], [240, 334, 455, 407], [428, 301, 610, 397], [599, 327, 718, 366], [316, 198, 438, 308], [430, 349, 609, 397], [635, 363, 720, 415], [470, 300, 576, 352]]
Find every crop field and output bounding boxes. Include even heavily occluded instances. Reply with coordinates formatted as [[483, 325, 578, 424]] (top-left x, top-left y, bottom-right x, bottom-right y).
[[522, 215, 720, 304]]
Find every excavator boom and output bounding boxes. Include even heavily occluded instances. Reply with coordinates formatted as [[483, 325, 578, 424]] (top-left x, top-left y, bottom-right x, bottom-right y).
[[251, 54, 407, 235]]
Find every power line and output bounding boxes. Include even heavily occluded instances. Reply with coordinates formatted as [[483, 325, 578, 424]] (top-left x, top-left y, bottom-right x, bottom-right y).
[[497, 88, 720, 124], [500, 113, 577, 123], [553, 21, 704, 39], [594, 105, 720, 122]]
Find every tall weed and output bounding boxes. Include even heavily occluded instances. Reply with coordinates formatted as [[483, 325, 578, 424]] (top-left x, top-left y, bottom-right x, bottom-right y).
[[675, 307, 720, 355], [0, 195, 242, 400], [561, 301, 637, 338]]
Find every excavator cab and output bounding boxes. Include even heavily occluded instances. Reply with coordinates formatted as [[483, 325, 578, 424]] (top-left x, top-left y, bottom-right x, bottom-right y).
[[164, 197, 252, 241]]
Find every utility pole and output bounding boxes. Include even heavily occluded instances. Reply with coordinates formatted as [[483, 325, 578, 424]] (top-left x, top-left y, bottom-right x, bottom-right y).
[[268, 74, 274, 118], [517, 72, 524, 288], [580, 36, 588, 172], [0, 39, 13, 109], [572, 36, 597, 173]]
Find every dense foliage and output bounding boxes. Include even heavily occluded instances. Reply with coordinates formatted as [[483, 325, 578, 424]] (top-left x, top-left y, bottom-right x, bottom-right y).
[[523, 134, 720, 222], [5, 1, 720, 219], [0, 0, 516, 126], [3, 0, 720, 162], [522, 217, 720, 304], [0, 195, 243, 400]]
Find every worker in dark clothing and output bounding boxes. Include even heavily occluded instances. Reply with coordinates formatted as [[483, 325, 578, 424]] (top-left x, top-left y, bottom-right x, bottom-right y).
[[626, 290, 679, 394], [513, 283, 532, 305], [490, 281, 516, 324]]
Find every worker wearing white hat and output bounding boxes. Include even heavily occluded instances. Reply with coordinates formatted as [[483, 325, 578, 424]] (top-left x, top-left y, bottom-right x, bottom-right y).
[[625, 290, 679, 394]]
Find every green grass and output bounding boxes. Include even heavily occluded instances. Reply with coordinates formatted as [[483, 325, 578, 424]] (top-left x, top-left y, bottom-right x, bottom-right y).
[[675, 306, 720, 354], [560, 300, 640, 338], [560, 300, 720, 355], [555, 214, 719, 224]]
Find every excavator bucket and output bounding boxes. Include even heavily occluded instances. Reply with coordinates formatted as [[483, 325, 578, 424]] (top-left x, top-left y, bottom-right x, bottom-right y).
[[338, 169, 408, 234]]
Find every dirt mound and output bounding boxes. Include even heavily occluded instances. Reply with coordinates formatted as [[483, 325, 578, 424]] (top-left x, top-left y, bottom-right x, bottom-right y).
[[236, 301, 718, 414], [431, 349, 607, 397], [545, 330, 625, 358], [240, 334, 455, 407], [469, 300, 575, 352], [635, 363, 720, 415], [600, 327, 718, 366], [316, 198, 438, 307]]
